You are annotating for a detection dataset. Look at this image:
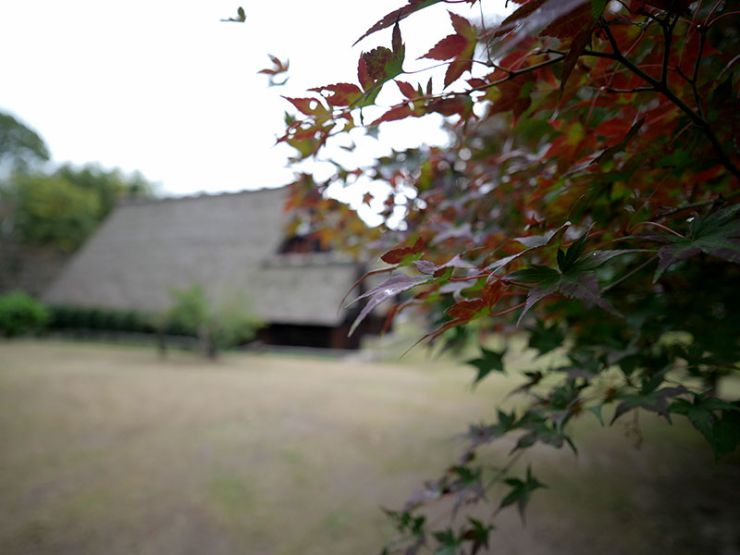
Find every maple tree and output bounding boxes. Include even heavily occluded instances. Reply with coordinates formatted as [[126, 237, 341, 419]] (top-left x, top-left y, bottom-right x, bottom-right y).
[[270, 0, 739, 552]]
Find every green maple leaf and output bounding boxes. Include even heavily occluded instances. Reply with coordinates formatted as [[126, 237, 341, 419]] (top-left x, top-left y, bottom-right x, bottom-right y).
[[527, 319, 565, 357], [463, 517, 494, 555], [508, 245, 640, 325], [466, 347, 506, 385], [499, 466, 546, 523], [670, 395, 740, 459], [433, 529, 460, 555], [655, 204, 740, 281]]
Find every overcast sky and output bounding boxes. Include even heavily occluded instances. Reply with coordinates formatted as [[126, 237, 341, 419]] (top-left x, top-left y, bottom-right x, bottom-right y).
[[0, 1, 509, 199]]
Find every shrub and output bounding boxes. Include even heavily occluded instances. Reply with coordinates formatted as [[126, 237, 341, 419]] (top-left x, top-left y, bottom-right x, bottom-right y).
[[0, 292, 49, 337], [47, 305, 154, 334], [166, 285, 262, 358]]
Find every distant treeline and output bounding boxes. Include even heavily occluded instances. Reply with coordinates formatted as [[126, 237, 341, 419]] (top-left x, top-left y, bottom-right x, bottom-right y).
[[1, 109, 156, 253]]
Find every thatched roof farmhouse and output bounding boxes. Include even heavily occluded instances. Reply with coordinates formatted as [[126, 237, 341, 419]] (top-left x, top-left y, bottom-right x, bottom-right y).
[[43, 187, 379, 349]]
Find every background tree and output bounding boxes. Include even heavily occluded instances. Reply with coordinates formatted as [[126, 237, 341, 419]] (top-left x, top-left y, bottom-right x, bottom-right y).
[[0, 115, 155, 253], [0, 110, 49, 177], [4, 164, 154, 253], [276, 0, 739, 551], [9, 172, 100, 252], [53, 163, 153, 221]]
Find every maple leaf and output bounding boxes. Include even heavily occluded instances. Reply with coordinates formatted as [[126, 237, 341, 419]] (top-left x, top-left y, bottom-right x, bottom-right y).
[[413, 254, 473, 276], [363, 47, 397, 83], [653, 204, 740, 281], [371, 104, 415, 126], [258, 54, 289, 86], [488, 0, 590, 56], [422, 35, 469, 61], [462, 518, 494, 555], [611, 387, 688, 424], [487, 77, 534, 118], [258, 54, 289, 76], [540, 3, 593, 40], [486, 222, 571, 274], [347, 273, 431, 336], [356, 22, 406, 106], [466, 347, 507, 385], [433, 529, 462, 555], [420, 11, 477, 87], [428, 96, 474, 118], [515, 223, 571, 249], [559, 26, 592, 93], [508, 244, 632, 324], [282, 97, 330, 118], [220, 6, 246, 23], [499, 466, 546, 523], [591, 118, 645, 165], [498, 0, 548, 31], [527, 319, 565, 357], [448, 299, 486, 321], [308, 83, 362, 107], [381, 237, 426, 264], [670, 394, 739, 455], [354, 0, 443, 46], [395, 80, 419, 100]]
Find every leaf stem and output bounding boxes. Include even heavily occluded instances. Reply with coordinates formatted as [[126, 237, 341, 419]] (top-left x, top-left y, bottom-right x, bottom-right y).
[[603, 256, 656, 293], [488, 302, 526, 318], [630, 221, 684, 237]]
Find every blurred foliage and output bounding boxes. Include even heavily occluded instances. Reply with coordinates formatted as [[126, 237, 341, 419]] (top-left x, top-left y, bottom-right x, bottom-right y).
[[166, 285, 262, 358], [0, 291, 49, 337], [10, 173, 101, 252], [3, 165, 155, 252], [0, 111, 49, 176], [54, 163, 153, 220], [0, 109, 155, 252], [48, 305, 155, 334]]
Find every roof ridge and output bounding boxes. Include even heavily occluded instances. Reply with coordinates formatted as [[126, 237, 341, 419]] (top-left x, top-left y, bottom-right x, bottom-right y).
[[118, 185, 288, 207]]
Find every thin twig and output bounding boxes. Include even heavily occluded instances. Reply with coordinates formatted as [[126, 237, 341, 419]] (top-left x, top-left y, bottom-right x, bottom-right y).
[[603, 256, 657, 293], [485, 450, 525, 492], [479, 0, 493, 66], [631, 221, 684, 237], [604, 86, 655, 93], [656, 190, 740, 219]]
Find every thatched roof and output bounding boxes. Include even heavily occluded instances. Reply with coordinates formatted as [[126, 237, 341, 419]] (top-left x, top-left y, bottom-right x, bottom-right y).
[[44, 187, 361, 326]]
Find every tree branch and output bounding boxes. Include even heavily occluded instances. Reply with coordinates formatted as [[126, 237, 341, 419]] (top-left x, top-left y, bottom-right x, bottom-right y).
[[660, 15, 677, 86], [598, 24, 739, 179], [465, 54, 566, 94]]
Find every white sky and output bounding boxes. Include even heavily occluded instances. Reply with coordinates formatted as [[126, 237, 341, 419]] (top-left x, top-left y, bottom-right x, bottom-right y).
[[0, 1, 509, 201]]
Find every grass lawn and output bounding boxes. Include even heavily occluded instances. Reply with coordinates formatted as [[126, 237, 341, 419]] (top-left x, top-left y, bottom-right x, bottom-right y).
[[0, 340, 738, 554]]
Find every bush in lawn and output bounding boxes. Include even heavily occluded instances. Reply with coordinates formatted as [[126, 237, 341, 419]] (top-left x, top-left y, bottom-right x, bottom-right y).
[[0, 291, 49, 337], [166, 285, 262, 359]]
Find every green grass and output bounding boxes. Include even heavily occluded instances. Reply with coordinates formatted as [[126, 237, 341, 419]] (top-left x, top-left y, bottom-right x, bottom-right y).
[[0, 339, 737, 555]]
